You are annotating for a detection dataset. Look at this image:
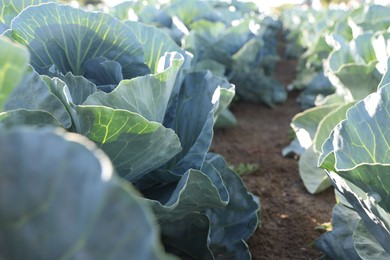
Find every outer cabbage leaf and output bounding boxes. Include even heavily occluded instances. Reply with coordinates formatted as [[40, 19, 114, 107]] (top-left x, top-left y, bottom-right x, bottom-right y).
[[315, 203, 361, 260], [291, 104, 337, 149], [313, 101, 356, 154], [371, 32, 390, 75], [291, 103, 353, 194], [0, 109, 60, 128], [0, 127, 173, 260], [125, 21, 186, 75], [0, 22, 6, 34], [145, 169, 227, 259], [204, 153, 260, 258], [163, 71, 219, 175], [136, 71, 221, 188], [332, 62, 380, 100], [210, 76, 235, 126], [319, 86, 390, 169], [325, 33, 382, 101], [76, 105, 181, 182], [378, 55, 390, 89], [282, 138, 305, 158], [0, 0, 56, 32], [319, 84, 390, 254], [123, 22, 192, 127], [12, 60, 183, 182], [315, 93, 346, 106], [322, 171, 390, 256], [158, 212, 212, 259], [4, 68, 71, 128], [214, 107, 237, 128], [354, 219, 390, 260], [61, 72, 97, 106], [0, 36, 29, 110], [141, 154, 259, 259], [298, 146, 332, 194], [7, 3, 150, 87], [84, 52, 184, 123], [0, 35, 63, 130]]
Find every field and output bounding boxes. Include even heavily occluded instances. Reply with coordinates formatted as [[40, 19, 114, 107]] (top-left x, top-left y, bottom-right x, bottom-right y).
[[1, 1, 390, 259]]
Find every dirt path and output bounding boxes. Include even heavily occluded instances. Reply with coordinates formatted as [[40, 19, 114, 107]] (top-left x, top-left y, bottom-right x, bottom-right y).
[[210, 40, 335, 259]]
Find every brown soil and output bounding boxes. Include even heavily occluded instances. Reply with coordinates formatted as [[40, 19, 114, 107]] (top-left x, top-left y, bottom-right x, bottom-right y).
[[210, 38, 335, 259]]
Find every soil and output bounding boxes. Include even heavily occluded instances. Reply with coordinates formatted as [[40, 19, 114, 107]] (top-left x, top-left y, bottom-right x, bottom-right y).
[[210, 37, 335, 259]]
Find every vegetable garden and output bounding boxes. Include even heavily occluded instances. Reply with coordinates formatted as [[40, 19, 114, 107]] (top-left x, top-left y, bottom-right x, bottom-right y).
[[1, 0, 390, 259]]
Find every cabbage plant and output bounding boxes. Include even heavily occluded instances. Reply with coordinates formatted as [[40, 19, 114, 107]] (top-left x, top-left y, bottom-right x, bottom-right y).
[[284, 4, 390, 195], [110, 0, 286, 109], [283, 4, 390, 258], [0, 126, 175, 260], [316, 64, 390, 259], [281, 7, 349, 109], [0, 2, 259, 259], [0, 34, 173, 260]]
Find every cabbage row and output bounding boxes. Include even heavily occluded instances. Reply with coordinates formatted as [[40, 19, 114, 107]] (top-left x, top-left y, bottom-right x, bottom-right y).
[[0, 1, 262, 259], [282, 4, 390, 259], [109, 0, 286, 112]]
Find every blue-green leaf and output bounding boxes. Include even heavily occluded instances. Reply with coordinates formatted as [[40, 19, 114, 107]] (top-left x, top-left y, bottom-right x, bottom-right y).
[[84, 52, 184, 123], [76, 105, 181, 182], [313, 101, 356, 154], [298, 146, 331, 194], [4, 68, 71, 128], [159, 212, 212, 259], [145, 169, 226, 259], [378, 56, 390, 89], [354, 219, 390, 260], [320, 86, 390, 170], [0, 127, 173, 260], [204, 154, 260, 258], [0, 0, 55, 30], [147, 169, 226, 221], [164, 71, 218, 174], [292, 104, 338, 149], [0, 109, 60, 127], [8, 3, 150, 85], [319, 84, 390, 254], [0, 36, 29, 110], [125, 21, 186, 75], [62, 72, 97, 106], [325, 34, 382, 100], [315, 204, 361, 260]]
